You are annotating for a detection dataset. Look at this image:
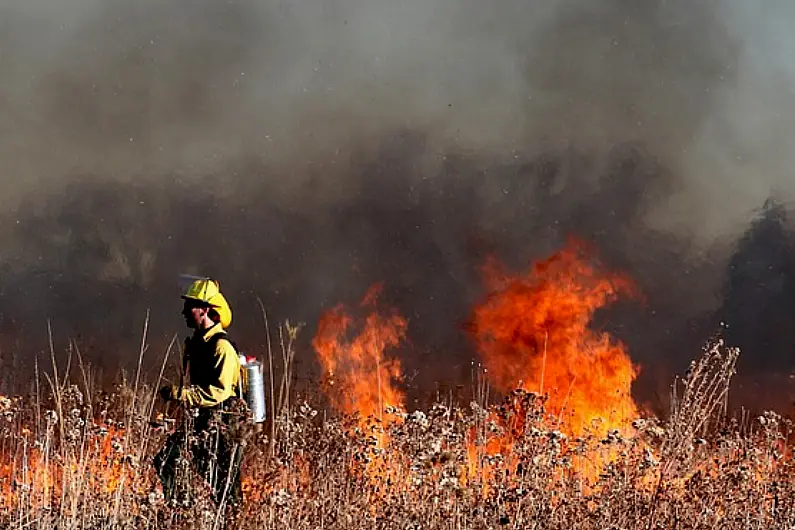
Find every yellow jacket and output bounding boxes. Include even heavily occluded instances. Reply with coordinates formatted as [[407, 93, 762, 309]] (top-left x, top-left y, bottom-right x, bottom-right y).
[[176, 323, 241, 408]]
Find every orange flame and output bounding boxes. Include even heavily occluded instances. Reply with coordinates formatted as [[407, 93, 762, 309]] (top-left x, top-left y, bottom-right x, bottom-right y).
[[312, 285, 410, 493], [0, 423, 142, 514], [470, 238, 640, 438], [313, 283, 407, 428]]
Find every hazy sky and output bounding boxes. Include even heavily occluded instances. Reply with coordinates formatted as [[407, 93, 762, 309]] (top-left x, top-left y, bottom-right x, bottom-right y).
[[1, 0, 794, 399]]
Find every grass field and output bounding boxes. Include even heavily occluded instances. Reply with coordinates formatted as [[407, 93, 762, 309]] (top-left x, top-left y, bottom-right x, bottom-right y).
[[2, 245, 794, 529], [1, 330, 794, 530]]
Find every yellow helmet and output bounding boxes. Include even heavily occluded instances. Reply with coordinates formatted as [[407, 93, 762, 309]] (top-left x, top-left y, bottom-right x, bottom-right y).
[[182, 278, 233, 328]]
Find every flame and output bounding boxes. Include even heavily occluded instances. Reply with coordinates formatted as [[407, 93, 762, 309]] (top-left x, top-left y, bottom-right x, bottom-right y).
[[309, 242, 645, 495], [461, 239, 643, 489], [0, 422, 141, 513], [312, 284, 409, 492], [470, 238, 640, 438], [313, 284, 407, 424], [241, 452, 311, 505]]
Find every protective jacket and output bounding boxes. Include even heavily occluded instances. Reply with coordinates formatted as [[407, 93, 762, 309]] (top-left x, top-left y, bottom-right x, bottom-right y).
[[174, 323, 241, 408]]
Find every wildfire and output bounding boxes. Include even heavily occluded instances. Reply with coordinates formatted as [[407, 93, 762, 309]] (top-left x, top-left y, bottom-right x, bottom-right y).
[[313, 284, 407, 425], [312, 285, 413, 495], [469, 238, 640, 438], [455, 238, 646, 491], [3, 240, 786, 526], [0, 421, 139, 513], [310, 240, 646, 493]]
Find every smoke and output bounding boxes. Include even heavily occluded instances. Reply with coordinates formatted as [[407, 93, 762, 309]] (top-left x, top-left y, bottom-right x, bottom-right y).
[[0, 0, 748, 200], [1, 0, 795, 407]]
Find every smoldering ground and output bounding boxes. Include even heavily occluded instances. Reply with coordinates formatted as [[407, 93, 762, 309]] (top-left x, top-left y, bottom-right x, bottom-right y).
[[1, 0, 795, 412]]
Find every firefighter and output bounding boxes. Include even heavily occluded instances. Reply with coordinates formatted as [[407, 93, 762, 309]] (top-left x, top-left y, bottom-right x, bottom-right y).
[[154, 278, 244, 508]]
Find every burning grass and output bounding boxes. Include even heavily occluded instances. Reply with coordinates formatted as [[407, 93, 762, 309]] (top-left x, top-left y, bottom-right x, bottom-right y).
[[1, 338, 795, 529], [3, 242, 795, 528], [1, 337, 795, 529]]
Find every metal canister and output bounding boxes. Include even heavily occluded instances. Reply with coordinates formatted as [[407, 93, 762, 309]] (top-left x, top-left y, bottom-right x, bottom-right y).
[[244, 360, 266, 423]]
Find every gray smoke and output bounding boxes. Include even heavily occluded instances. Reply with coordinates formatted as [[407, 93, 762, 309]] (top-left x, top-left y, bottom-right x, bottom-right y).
[[1, 0, 794, 409]]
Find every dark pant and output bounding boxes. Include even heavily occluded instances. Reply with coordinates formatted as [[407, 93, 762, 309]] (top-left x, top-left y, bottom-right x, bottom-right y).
[[154, 412, 243, 506]]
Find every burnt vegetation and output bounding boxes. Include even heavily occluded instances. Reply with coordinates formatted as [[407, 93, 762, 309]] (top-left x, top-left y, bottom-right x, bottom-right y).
[[2, 330, 795, 529]]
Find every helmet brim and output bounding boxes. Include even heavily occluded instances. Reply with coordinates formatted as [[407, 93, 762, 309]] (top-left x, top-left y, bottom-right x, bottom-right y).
[[181, 296, 218, 308]]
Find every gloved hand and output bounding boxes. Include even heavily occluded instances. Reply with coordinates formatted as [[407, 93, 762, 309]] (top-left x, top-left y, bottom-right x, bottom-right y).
[[158, 385, 181, 402]]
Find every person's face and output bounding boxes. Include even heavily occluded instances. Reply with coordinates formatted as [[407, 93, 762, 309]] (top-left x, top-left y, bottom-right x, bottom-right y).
[[182, 300, 209, 329]]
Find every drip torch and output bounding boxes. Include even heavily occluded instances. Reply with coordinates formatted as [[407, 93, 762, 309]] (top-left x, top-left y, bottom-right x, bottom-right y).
[[239, 354, 267, 424]]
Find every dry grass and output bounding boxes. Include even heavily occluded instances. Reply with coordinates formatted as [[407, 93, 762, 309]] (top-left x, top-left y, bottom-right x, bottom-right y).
[[1, 332, 795, 529]]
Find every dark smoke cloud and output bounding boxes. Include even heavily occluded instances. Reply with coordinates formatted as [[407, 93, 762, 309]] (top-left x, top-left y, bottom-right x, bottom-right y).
[[1, 0, 795, 411], [0, 0, 747, 200]]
